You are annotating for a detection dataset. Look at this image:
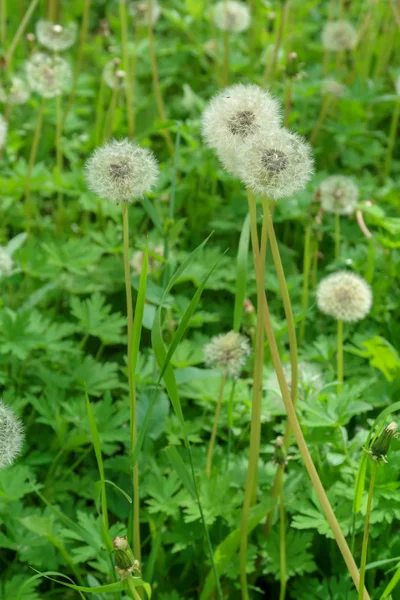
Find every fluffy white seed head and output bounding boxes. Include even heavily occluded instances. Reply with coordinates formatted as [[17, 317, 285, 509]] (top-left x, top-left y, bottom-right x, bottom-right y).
[[102, 59, 126, 89], [129, 1, 161, 26], [238, 129, 314, 200], [0, 76, 30, 105], [213, 1, 251, 33], [317, 271, 372, 322], [0, 401, 24, 469], [202, 84, 281, 158], [321, 78, 347, 98], [36, 20, 77, 51], [26, 52, 72, 98], [322, 21, 357, 52], [85, 139, 159, 204], [0, 115, 7, 149], [319, 175, 359, 215], [0, 248, 13, 276], [204, 330, 251, 378], [131, 244, 164, 274]]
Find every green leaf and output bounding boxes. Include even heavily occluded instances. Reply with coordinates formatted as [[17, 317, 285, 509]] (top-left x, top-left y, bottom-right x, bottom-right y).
[[71, 292, 126, 345], [163, 446, 196, 500]]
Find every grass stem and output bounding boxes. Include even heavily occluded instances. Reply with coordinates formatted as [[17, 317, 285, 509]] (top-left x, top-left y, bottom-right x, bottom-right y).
[[337, 319, 343, 392], [206, 371, 227, 476], [358, 463, 377, 600]]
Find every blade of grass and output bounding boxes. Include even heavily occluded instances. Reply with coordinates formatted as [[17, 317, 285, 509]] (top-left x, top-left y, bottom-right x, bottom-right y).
[[233, 212, 250, 332], [164, 445, 196, 499], [17, 571, 86, 600]]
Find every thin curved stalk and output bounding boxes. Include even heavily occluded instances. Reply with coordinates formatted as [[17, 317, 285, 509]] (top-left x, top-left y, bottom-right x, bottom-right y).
[[5, 0, 39, 67], [358, 463, 377, 600], [384, 98, 400, 177], [103, 87, 119, 142], [335, 212, 341, 260], [147, 0, 174, 155], [0, 0, 6, 45], [119, 0, 135, 138], [262, 0, 290, 86], [240, 191, 266, 600], [337, 319, 343, 392], [299, 224, 312, 344], [122, 205, 141, 564], [283, 79, 293, 127], [127, 577, 142, 600], [279, 468, 286, 600], [251, 202, 369, 599], [206, 372, 227, 476], [64, 0, 91, 121], [25, 98, 46, 232], [55, 94, 64, 232], [222, 28, 230, 87]]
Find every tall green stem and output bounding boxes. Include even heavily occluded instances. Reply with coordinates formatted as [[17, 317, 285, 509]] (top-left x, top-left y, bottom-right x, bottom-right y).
[[127, 577, 142, 600], [358, 463, 377, 600], [337, 319, 343, 392], [5, 0, 39, 67], [310, 94, 333, 145], [250, 198, 368, 598], [103, 87, 119, 142], [240, 191, 266, 600], [299, 224, 312, 344], [262, 0, 290, 86], [122, 205, 141, 564], [55, 94, 64, 232], [0, 0, 6, 45], [278, 468, 286, 600], [335, 213, 341, 260], [64, 0, 91, 121], [384, 98, 400, 178], [206, 372, 227, 476], [119, 0, 135, 138], [25, 98, 46, 232]]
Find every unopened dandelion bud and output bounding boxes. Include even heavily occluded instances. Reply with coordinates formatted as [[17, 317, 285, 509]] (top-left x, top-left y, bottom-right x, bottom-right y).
[[286, 52, 300, 78], [267, 12, 276, 32], [370, 423, 398, 463], [0, 400, 25, 469], [322, 20, 357, 52], [26, 32, 35, 43], [113, 536, 140, 579], [36, 20, 77, 52], [317, 271, 372, 322], [272, 436, 287, 467], [204, 330, 251, 379], [213, 1, 251, 33]]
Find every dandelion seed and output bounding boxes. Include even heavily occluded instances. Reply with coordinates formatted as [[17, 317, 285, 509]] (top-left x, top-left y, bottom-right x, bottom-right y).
[[202, 84, 281, 159], [0, 248, 13, 276], [85, 139, 159, 204], [129, 0, 161, 26], [319, 175, 358, 215], [36, 20, 77, 52], [0, 401, 24, 469], [26, 52, 72, 98], [238, 128, 314, 199], [317, 271, 372, 322], [102, 59, 126, 89], [213, 1, 251, 33], [0, 76, 30, 105], [321, 79, 347, 98], [204, 330, 251, 378], [322, 21, 357, 52], [131, 244, 164, 274], [0, 115, 7, 149]]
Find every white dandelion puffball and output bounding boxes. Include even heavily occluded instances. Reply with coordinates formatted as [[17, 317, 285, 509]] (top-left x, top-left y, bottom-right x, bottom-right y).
[[322, 21, 357, 52], [204, 330, 251, 378], [320, 79, 347, 99], [0, 248, 13, 276], [131, 244, 164, 274], [213, 1, 251, 33], [85, 139, 159, 204], [317, 271, 372, 322], [129, 0, 161, 26], [202, 84, 281, 156], [0, 76, 30, 105], [319, 175, 359, 215], [0, 401, 24, 469], [36, 20, 77, 52], [26, 52, 72, 98], [0, 115, 7, 149], [102, 59, 126, 89], [238, 129, 314, 199]]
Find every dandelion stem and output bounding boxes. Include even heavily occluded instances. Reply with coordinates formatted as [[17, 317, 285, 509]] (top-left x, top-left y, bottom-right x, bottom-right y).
[[283, 79, 293, 127], [226, 378, 236, 466], [250, 196, 368, 599], [64, 0, 91, 121], [55, 93, 64, 232], [222, 28, 230, 87], [119, 0, 135, 138], [5, 0, 39, 68], [240, 190, 266, 600], [278, 468, 287, 600], [384, 97, 400, 178], [0, 0, 6, 45], [337, 319, 343, 392], [206, 371, 227, 476], [262, 0, 290, 86], [358, 463, 377, 600], [310, 94, 333, 145], [103, 87, 119, 142], [299, 223, 312, 344], [25, 98, 46, 233], [147, 0, 174, 155], [94, 76, 106, 146], [127, 577, 142, 600], [335, 212, 341, 260], [122, 204, 141, 564]]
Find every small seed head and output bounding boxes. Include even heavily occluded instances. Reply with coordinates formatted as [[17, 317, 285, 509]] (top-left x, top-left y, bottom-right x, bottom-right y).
[[0, 76, 30, 105], [322, 20, 357, 52], [36, 20, 77, 52], [319, 175, 358, 215], [0, 400, 24, 469], [213, 1, 251, 33], [129, 0, 161, 26], [317, 271, 372, 322], [26, 52, 72, 98], [204, 330, 251, 378]]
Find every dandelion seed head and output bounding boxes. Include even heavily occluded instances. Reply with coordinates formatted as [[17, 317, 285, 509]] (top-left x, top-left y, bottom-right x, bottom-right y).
[[202, 84, 281, 159], [321, 78, 347, 98], [36, 20, 77, 52], [238, 129, 314, 199], [0, 76, 30, 105], [0, 115, 7, 149], [322, 21, 357, 52], [317, 271, 372, 322], [26, 52, 72, 98], [213, 1, 251, 33], [320, 175, 359, 215], [204, 330, 251, 378], [102, 59, 126, 89], [129, 0, 161, 26], [0, 248, 13, 276], [0, 401, 24, 469], [85, 139, 159, 204], [131, 244, 164, 275]]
